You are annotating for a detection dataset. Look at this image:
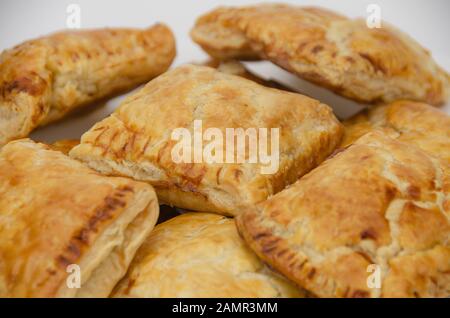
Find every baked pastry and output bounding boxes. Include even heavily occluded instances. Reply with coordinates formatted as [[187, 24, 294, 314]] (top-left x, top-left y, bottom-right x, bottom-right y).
[[341, 100, 450, 164], [112, 213, 304, 297], [237, 131, 450, 298], [50, 139, 80, 155], [0, 139, 159, 297], [191, 4, 450, 105], [70, 64, 343, 216], [0, 24, 176, 146]]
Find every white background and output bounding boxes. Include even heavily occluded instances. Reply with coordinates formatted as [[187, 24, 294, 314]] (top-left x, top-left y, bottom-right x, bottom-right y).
[[1, 0, 449, 143]]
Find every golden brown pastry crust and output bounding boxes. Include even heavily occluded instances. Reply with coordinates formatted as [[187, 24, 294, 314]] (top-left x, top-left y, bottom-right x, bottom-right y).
[[0, 139, 159, 297], [70, 64, 343, 216], [191, 4, 450, 105], [341, 100, 450, 165], [0, 24, 176, 145], [50, 139, 80, 155], [237, 131, 450, 298], [112, 213, 304, 298]]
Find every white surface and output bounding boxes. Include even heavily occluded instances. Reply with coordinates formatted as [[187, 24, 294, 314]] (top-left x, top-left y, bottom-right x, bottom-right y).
[[0, 0, 449, 143]]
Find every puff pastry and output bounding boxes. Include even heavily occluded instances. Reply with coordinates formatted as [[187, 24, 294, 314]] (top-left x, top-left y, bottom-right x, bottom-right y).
[[237, 131, 450, 298], [341, 100, 450, 165], [191, 4, 450, 105], [0, 24, 176, 146], [70, 64, 343, 216], [112, 213, 304, 297], [0, 139, 159, 297]]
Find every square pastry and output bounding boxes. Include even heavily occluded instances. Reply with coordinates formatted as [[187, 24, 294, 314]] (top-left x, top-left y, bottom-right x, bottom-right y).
[[237, 131, 449, 298], [0, 139, 159, 297], [70, 64, 343, 215], [112, 213, 305, 298]]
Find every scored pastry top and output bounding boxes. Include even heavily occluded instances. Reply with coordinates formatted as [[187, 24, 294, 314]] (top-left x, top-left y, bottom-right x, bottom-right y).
[[191, 4, 450, 105], [70, 64, 343, 215], [237, 131, 449, 298], [0, 24, 176, 145]]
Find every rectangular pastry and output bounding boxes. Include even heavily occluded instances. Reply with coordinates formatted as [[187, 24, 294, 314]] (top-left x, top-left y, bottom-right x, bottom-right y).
[[204, 59, 293, 91], [112, 213, 304, 298], [341, 100, 450, 165], [44, 59, 286, 159], [0, 24, 176, 145], [69, 64, 343, 216], [237, 131, 450, 298], [0, 139, 159, 297], [191, 4, 449, 105]]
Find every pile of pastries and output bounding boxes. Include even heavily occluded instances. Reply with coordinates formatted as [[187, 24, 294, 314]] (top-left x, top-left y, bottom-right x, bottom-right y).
[[0, 4, 448, 298]]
